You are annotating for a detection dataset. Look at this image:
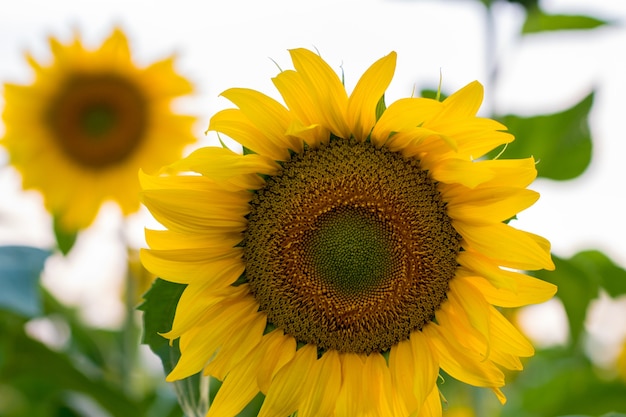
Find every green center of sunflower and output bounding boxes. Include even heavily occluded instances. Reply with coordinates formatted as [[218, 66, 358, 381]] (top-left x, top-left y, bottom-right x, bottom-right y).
[[308, 208, 393, 296], [47, 74, 148, 168], [244, 138, 461, 354]]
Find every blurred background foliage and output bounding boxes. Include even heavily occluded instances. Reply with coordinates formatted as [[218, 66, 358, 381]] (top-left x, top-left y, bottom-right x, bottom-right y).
[[1, 0, 626, 416]]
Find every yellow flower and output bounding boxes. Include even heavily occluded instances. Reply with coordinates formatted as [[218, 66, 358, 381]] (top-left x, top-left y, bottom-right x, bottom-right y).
[[141, 49, 556, 417], [1, 28, 196, 231]]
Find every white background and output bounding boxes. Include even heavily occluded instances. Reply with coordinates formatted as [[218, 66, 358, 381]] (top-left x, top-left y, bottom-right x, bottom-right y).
[[1, 0, 625, 361]]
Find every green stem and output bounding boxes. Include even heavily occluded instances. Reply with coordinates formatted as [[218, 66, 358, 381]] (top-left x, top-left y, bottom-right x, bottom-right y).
[[121, 252, 138, 396]]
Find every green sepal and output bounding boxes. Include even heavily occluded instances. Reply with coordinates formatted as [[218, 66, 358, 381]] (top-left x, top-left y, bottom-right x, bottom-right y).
[[53, 215, 78, 256], [242, 146, 256, 155], [375, 94, 386, 121]]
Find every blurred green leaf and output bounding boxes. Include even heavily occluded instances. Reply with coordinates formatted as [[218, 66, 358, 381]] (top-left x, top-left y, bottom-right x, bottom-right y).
[[0, 246, 49, 317], [495, 92, 593, 180], [523, 9, 608, 34], [558, 414, 626, 417], [420, 88, 448, 101], [503, 348, 626, 417], [569, 250, 626, 298], [533, 250, 626, 346], [501, 0, 538, 11], [53, 216, 78, 256], [534, 254, 597, 345], [0, 323, 146, 416]]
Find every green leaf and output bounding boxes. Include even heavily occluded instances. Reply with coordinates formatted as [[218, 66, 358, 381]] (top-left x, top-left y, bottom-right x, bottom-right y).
[[0, 246, 50, 317], [495, 92, 593, 180], [569, 251, 626, 298], [501, 0, 538, 12], [507, 348, 626, 417], [532, 250, 626, 346], [523, 9, 609, 34], [139, 278, 186, 373], [558, 414, 626, 417], [139, 279, 265, 416], [420, 88, 448, 101], [0, 324, 146, 416], [140, 279, 213, 416], [53, 216, 78, 256], [533, 254, 597, 345]]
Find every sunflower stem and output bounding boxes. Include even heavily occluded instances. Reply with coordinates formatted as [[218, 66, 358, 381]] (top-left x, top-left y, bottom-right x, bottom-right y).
[[121, 248, 139, 397]]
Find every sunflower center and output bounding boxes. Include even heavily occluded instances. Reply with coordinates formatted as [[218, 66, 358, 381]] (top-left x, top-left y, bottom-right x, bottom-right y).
[[244, 138, 461, 354], [47, 74, 148, 168], [81, 105, 117, 138], [308, 208, 393, 296]]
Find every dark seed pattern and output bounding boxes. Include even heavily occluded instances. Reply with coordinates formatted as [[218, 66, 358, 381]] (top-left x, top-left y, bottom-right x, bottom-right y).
[[244, 138, 461, 354]]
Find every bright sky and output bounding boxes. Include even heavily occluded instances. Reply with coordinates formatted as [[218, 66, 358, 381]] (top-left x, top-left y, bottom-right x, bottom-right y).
[[1, 0, 625, 348]]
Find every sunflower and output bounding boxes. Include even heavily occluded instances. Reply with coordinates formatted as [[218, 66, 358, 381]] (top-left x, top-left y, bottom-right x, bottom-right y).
[[141, 49, 556, 416], [1, 28, 196, 232]]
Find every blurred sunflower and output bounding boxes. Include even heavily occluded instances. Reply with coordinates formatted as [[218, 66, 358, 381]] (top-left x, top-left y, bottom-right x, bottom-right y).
[[141, 49, 556, 416], [1, 28, 196, 232]]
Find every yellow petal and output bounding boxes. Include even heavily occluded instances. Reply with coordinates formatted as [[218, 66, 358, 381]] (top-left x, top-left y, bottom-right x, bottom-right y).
[[439, 80, 484, 119], [258, 344, 317, 417], [100, 27, 131, 64], [207, 329, 295, 416], [472, 158, 537, 188], [335, 353, 368, 417], [454, 221, 554, 271], [145, 228, 242, 251], [423, 324, 505, 388], [445, 187, 540, 225], [208, 108, 289, 160], [385, 127, 455, 156], [465, 274, 557, 308], [166, 294, 259, 381], [166, 284, 249, 340], [140, 248, 243, 285], [362, 353, 395, 416], [206, 351, 263, 417], [298, 350, 342, 417], [347, 51, 396, 141], [256, 330, 297, 393], [428, 158, 495, 188], [203, 311, 266, 380], [457, 250, 519, 290], [289, 48, 350, 139], [221, 87, 302, 154], [425, 118, 512, 159], [488, 304, 534, 357], [141, 188, 248, 234], [166, 146, 279, 180], [389, 340, 418, 416], [416, 385, 443, 417], [272, 70, 326, 134], [371, 97, 442, 146], [448, 278, 491, 350], [436, 302, 523, 371], [410, 330, 439, 415]]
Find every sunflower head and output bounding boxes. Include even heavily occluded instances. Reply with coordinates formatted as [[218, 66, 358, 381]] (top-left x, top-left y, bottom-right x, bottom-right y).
[[141, 48, 556, 417], [1, 27, 196, 232]]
